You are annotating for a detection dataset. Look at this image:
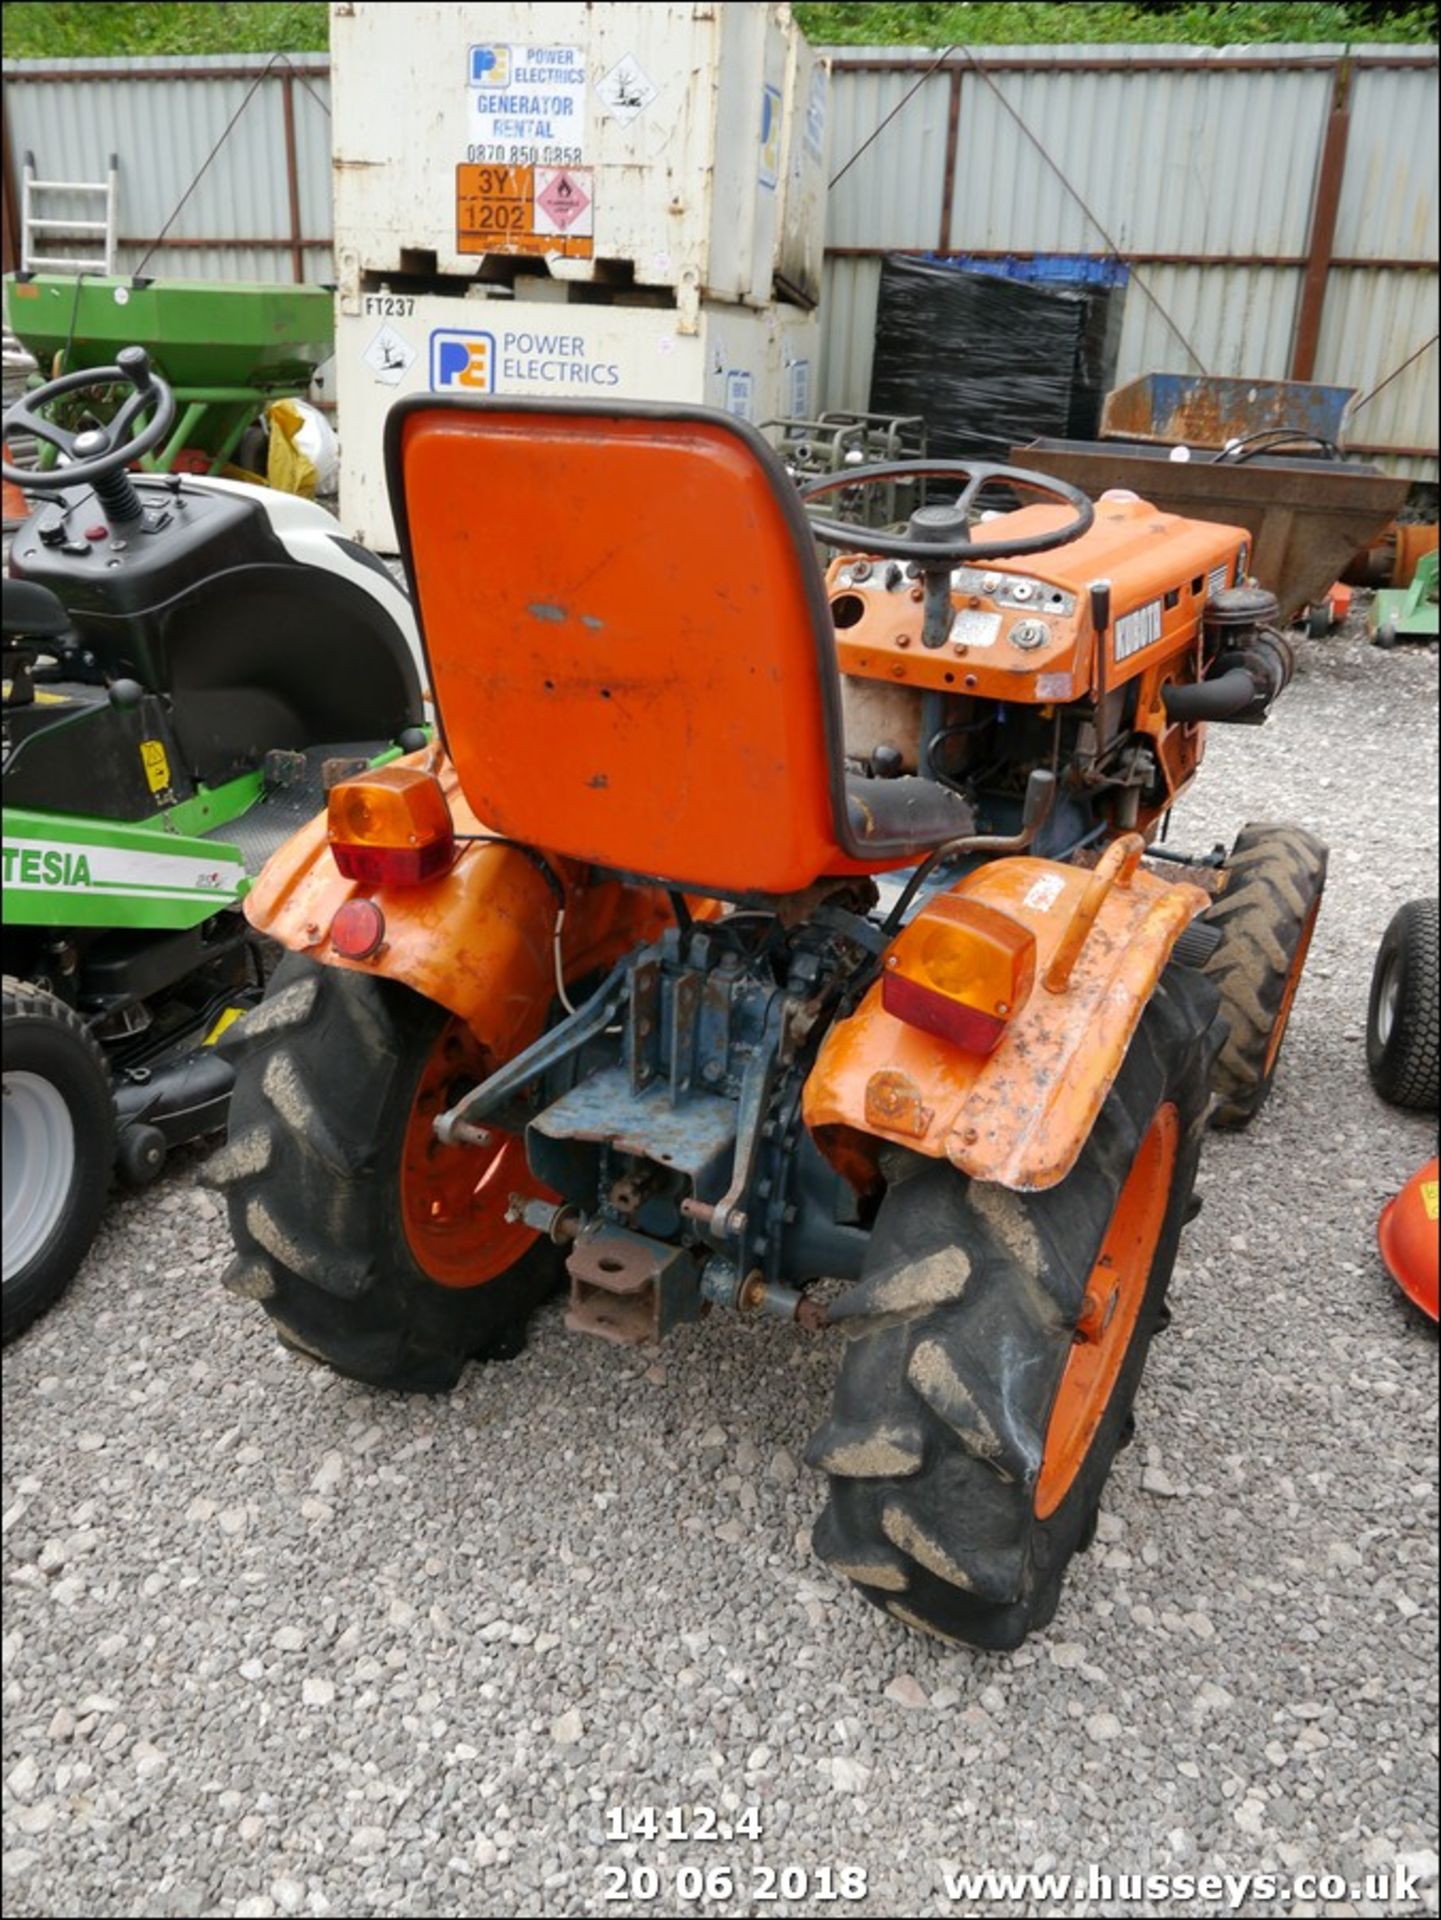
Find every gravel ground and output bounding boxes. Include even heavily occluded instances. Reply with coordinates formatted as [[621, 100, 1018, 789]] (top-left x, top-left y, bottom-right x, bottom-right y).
[[3, 611, 1438, 1920]]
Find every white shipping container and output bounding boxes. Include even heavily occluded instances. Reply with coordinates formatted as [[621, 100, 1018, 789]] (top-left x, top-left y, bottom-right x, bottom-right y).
[[331, 1, 821, 310], [337, 289, 819, 550], [776, 27, 829, 307]]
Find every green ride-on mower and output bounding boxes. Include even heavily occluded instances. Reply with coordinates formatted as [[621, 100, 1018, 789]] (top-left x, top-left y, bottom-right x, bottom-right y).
[[207, 398, 1327, 1649], [1370, 547, 1439, 650], [2, 347, 427, 1342]]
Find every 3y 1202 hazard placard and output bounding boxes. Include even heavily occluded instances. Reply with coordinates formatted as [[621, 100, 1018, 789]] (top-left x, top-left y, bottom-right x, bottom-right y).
[[456, 164, 594, 259]]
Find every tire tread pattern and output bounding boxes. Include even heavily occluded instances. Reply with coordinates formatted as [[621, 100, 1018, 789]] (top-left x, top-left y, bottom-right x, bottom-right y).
[[205, 956, 560, 1391], [1367, 899, 1440, 1110], [808, 966, 1219, 1650], [1202, 823, 1328, 1128]]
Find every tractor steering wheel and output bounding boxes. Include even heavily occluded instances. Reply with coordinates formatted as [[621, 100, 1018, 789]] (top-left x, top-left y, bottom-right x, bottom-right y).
[[2, 345, 176, 490], [801, 459, 1094, 564]]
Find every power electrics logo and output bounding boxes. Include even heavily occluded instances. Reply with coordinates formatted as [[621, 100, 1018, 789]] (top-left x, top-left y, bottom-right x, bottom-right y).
[[469, 45, 511, 86], [429, 330, 497, 392]]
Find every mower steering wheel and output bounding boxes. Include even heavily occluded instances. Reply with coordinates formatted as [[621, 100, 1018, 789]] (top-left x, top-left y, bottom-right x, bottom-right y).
[[1, 345, 176, 490], [801, 459, 1094, 564]]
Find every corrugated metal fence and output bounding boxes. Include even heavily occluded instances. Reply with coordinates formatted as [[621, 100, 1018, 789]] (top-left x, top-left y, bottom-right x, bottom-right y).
[[819, 43, 1438, 480], [2, 42, 1435, 477], [1, 53, 333, 285]]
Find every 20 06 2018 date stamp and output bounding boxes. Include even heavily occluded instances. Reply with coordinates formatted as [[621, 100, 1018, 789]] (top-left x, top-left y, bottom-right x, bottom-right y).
[[601, 1807, 869, 1904]]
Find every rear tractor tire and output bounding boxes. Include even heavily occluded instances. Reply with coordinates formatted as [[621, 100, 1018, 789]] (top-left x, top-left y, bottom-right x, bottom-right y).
[[1202, 823, 1328, 1128], [3, 978, 116, 1344], [204, 956, 563, 1391], [808, 965, 1219, 1650], [1367, 899, 1439, 1110]]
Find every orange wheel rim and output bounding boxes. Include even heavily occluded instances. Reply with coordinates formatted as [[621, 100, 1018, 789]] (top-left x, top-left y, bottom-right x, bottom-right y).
[[1263, 897, 1320, 1077], [1035, 1102, 1180, 1519], [401, 1017, 546, 1288]]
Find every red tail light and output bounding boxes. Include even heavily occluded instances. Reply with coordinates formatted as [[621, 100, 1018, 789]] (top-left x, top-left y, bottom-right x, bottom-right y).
[[330, 839, 455, 886], [881, 893, 1036, 1055], [328, 764, 455, 886]]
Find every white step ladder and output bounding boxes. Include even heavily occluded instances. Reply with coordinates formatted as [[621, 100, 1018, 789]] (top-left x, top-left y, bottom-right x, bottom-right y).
[[21, 150, 119, 274]]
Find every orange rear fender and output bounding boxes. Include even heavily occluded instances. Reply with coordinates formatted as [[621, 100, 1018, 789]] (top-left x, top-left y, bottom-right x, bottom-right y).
[[804, 851, 1210, 1192], [243, 753, 670, 1064]]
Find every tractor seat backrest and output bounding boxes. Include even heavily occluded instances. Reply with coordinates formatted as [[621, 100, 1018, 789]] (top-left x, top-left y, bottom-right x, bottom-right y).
[[388, 399, 954, 897]]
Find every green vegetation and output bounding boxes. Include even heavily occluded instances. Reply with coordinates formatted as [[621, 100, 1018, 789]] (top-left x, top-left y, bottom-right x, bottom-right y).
[[2, 0, 1433, 57], [2, 3, 330, 58], [797, 3, 1437, 44]]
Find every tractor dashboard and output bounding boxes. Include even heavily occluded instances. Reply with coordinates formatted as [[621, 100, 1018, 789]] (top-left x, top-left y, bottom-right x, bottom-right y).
[[827, 493, 1248, 708], [828, 492, 1257, 839]]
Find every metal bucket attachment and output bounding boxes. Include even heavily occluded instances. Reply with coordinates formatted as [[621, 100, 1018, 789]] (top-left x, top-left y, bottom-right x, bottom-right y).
[[565, 1224, 703, 1346], [1009, 436, 1409, 624], [1099, 373, 1355, 449]]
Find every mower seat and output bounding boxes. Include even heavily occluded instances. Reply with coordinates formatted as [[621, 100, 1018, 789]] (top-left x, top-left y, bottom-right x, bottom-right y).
[[2, 577, 70, 641], [387, 399, 973, 898]]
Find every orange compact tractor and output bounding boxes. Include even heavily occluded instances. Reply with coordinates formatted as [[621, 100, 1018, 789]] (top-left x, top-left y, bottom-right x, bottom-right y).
[[207, 404, 1326, 1648]]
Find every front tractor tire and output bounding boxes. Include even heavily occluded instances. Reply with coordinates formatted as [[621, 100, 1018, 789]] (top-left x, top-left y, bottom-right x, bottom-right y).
[[205, 957, 562, 1391], [808, 965, 1218, 1651], [1202, 823, 1328, 1128]]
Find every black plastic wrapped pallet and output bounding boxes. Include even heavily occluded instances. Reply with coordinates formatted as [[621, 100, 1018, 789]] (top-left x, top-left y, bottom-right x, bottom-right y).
[[1069, 280, 1125, 438], [868, 257, 1120, 460]]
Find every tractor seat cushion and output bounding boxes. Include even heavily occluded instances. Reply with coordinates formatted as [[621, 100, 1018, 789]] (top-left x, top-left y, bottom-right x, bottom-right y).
[[2, 578, 70, 641], [844, 773, 975, 853]]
